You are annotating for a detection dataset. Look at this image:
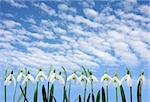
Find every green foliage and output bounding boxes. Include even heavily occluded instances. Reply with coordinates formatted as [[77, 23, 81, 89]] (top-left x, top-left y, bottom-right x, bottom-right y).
[[34, 82, 39, 102], [96, 90, 100, 102], [137, 81, 142, 102], [42, 85, 48, 102], [87, 93, 91, 102], [49, 84, 54, 102], [92, 93, 95, 102], [120, 85, 126, 102], [102, 87, 106, 102]]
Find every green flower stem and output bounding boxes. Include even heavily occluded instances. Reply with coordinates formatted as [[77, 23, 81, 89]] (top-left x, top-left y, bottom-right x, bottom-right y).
[[68, 81, 71, 102], [130, 87, 132, 102], [4, 66, 8, 102], [106, 85, 108, 102], [34, 82, 39, 102], [91, 81, 94, 94], [84, 81, 87, 102], [47, 82, 50, 101], [13, 82, 18, 102], [116, 87, 118, 102]]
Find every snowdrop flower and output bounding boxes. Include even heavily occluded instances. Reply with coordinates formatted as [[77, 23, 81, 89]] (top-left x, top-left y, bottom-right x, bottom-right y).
[[57, 72, 65, 85], [137, 71, 145, 84], [79, 70, 89, 85], [120, 69, 132, 87], [22, 71, 34, 85], [67, 71, 79, 83], [101, 71, 112, 86], [88, 70, 99, 83], [35, 68, 47, 82], [48, 69, 57, 83], [17, 69, 25, 82], [4, 71, 16, 87], [112, 72, 120, 87]]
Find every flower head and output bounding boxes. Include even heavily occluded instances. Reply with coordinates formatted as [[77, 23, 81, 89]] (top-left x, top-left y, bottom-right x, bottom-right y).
[[67, 71, 79, 83], [17, 69, 25, 82], [120, 69, 132, 87], [112, 72, 120, 87], [35, 68, 47, 82], [48, 69, 57, 83], [137, 71, 145, 84], [4, 70, 16, 87], [22, 70, 34, 85], [79, 70, 89, 85], [56, 72, 65, 85], [88, 70, 99, 83], [101, 71, 112, 86]]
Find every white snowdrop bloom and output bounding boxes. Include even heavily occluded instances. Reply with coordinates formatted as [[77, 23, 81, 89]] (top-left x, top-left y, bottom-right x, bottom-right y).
[[4, 71, 16, 87], [137, 72, 145, 84], [112, 73, 120, 87], [101, 72, 112, 86], [56, 72, 65, 85], [17, 69, 25, 82], [89, 75, 99, 83], [22, 71, 34, 85], [79, 74, 89, 85], [67, 72, 79, 82], [35, 69, 47, 82], [120, 74, 132, 87], [48, 69, 57, 83]]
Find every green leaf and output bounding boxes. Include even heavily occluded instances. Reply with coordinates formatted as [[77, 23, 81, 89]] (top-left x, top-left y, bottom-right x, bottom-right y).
[[120, 85, 126, 102], [17, 86, 26, 102], [34, 82, 39, 102], [96, 90, 100, 102], [42, 85, 48, 102], [4, 65, 8, 102], [102, 87, 106, 102], [79, 94, 81, 102], [19, 85, 28, 102], [137, 81, 142, 102], [63, 86, 68, 102], [92, 93, 95, 102], [87, 93, 90, 102], [49, 84, 54, 102]]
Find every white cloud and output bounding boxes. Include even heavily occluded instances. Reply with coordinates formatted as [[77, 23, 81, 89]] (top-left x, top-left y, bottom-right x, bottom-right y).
[[26, 18, 36, 24], [34, 3, 56, 16], [83, 8, 98, 18], [2, 20, 21, 28], [4, 0, 27, 8]]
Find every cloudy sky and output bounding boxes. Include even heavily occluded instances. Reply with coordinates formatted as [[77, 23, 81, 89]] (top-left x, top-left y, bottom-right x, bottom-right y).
[[0, 0, 150, 72], [0, 0, 150, 101]]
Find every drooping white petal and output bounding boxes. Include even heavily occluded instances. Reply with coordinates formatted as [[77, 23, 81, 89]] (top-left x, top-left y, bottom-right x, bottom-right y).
[[112, 77, 120, 87], [17, 73, 25, 82], [101, 74, 112, 86], [28, 74, 35, 83], [4, 74, 12, 86], [48, 73, 56, 83], [137, 75, 145, 84], [67, 73, 79, 82], [89, 75, 99, 83], [22, 74, 35, 85], [57, 75, 65, 85], [79, 75, 89, 85], [35, 71, 47, 82]]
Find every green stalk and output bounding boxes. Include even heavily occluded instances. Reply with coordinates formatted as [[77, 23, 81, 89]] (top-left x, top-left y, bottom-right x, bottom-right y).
[[42, 84, 47, 102], [96, 90, 100, 102], [13, 82, 18, 102], [137, 81, 142, 102], [82, 67, 88, 102], [91, 81, 94, 94], [68, 81, 71, 102], [62, 66, 68, 102], [120, 85, 126, 102], [102, 87, 106, 102], [106, 86, 108, 102], [20, 85, 29, 102], [130, 87, 132, 102], [115, 87, 118, 102], [47, 82, 50, 101], [34, 82, 39, 102], [4, 65, 8, 102], [49, 84, 54, 102]]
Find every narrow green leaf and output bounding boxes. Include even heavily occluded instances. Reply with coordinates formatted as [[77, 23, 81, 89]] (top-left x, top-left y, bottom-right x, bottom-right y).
[[96, 90, 100, 102], [137, 81, 142, 102], [120, 85, 126, 102], [87, 93, 90, 102], [49, 84, 54, 102], [63, 86, 68, 102], [42, 85, 48, 102], [102, 87, 106, 102], [34, 82, 39, 102], [79, 94, 81, 102], [17, 86, 26, 102], [92, 93, 95, 102], [19, 86, 28, 102]]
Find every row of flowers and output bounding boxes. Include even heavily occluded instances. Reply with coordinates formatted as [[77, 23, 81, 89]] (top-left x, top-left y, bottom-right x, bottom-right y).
[[3, 66, 145, 102]]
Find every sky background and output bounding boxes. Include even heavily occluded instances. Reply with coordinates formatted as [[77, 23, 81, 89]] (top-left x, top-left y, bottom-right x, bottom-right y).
[[0, 0, 150, 102]]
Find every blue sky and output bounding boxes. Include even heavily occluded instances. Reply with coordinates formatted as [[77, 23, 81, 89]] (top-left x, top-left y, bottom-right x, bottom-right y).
[[0, 0, 150, 101]]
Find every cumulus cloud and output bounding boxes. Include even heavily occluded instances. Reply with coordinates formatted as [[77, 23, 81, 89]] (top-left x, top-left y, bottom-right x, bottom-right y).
[[0, 1, 150, 72]]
